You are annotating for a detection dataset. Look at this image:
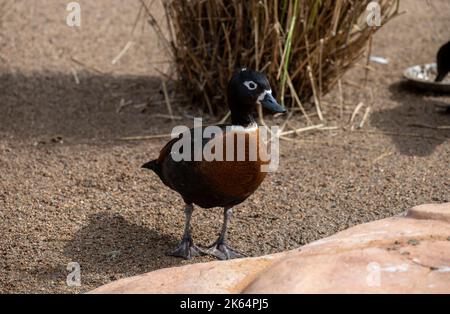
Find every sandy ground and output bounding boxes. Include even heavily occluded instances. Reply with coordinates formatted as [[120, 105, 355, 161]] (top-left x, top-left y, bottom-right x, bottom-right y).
[[0, 0, 449, 293]]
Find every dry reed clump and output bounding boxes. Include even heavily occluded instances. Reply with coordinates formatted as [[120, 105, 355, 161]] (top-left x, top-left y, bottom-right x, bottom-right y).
[[146, 0, 400, 117]]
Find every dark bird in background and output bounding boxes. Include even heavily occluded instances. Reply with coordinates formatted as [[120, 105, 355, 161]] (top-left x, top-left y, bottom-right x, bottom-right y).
[[142, 69, 286, 260], [435, 40, 450, 82]]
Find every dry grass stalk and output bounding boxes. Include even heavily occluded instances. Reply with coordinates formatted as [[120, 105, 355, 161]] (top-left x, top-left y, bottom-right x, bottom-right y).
[[307, 65, 323, 121], [120, 134, 172, 141], [117, 99, 133, 114], [286, 75, 311, 124], [71, 56, 106, 75], [70, 68, 80, 85], [218, 111, 231, 124], [318, 38, 324, 101], [161, 80, 175, 121], [152, 113, 183, 120], [338, 79, 344, 118], [112, 41, 134, 65], [147, 0, 400, 116], [372, 150, 394, 164], [280, 124, 324, 136], [358, 106, 371, 129], [349, 102, 364, 124]]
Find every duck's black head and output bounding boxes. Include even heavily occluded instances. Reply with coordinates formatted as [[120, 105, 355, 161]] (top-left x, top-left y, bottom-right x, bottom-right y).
[[436, 41, 450, 82], [227, 68, 286, 126]]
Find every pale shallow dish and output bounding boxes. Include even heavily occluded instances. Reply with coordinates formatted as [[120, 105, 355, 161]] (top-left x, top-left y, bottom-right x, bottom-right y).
[[403, 63, 450, 93]]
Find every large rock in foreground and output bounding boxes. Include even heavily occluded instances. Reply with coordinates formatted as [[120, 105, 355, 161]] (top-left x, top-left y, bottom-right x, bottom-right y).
[[90, 203, 450, 293]]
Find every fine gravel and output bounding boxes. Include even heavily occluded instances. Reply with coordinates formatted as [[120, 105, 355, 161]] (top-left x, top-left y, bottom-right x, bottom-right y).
[[0, 0, 449, 293]]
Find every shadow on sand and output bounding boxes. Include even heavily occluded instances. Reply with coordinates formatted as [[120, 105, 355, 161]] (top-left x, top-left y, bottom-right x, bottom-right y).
[[63, 212, 181, 276], [0, 71, 183, 143], [369, 81, 449, 157], [29, 211, 183, 291]]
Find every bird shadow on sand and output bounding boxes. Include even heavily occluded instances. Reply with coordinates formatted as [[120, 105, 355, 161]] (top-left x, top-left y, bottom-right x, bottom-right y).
[[369, 81, 449, 157], [62, 212, 181, 278]]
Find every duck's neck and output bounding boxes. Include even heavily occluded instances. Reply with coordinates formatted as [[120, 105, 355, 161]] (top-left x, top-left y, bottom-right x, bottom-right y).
[[230, 112, 255, 127]]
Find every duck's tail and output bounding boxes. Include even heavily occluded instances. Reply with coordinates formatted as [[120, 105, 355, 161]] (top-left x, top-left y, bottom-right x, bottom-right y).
[[141, 160, 158, 172]]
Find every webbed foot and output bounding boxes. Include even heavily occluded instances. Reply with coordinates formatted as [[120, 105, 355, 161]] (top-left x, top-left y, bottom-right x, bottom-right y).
[[201, 242, 246, 260], [168, 237, 202, 260]]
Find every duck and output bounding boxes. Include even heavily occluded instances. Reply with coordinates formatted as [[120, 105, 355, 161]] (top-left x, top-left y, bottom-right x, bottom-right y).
[[142, 68, 286, 260], [435, 40, 450, 82]]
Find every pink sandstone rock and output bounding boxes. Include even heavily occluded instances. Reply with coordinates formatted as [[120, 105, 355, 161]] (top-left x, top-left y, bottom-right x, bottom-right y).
[[90, 203, 450, 294], [89, 253, 287, 294], [406, 203, 450, 223]]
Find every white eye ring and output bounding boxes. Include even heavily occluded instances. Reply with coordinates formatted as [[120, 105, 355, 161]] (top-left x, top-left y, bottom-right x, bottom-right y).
[[243, 81, 258, 90]]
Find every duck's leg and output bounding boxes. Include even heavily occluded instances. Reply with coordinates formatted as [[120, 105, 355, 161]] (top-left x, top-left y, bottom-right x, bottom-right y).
[[202, 207, 246, 260], [168, 204, 202, 260]]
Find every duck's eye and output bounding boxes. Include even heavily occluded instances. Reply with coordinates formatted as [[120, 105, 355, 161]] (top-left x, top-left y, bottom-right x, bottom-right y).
[[243, 81, 258, 91]]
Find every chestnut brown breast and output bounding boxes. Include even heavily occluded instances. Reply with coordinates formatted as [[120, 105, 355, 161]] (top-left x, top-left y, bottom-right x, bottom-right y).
[[155, 125, 269, 208]]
